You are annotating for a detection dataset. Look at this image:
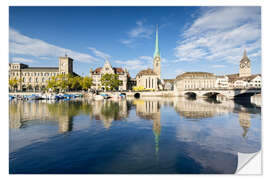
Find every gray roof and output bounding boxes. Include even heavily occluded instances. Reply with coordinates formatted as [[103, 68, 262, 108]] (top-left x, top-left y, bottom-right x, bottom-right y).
[[22, 67, 59, 72]]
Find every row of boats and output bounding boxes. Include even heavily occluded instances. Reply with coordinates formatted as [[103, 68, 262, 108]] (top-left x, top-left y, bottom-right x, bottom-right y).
[[9, 92, 126, 101], [9, 93, 83, 101], [91, 93, 126, 101]]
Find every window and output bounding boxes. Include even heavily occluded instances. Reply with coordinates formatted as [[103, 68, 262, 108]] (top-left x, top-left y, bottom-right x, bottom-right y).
[[29, 77, 31, 83], [35, 78, 38, 83]]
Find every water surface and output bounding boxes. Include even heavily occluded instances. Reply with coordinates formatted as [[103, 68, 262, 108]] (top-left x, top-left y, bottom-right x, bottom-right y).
[[9, 97, 261, 174]]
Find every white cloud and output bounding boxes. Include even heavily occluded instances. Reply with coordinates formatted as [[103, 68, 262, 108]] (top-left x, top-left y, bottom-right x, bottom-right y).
[[88, 47, 111, 60], [174, 69, 185, 75], [114, 59, 149, 70], [128, 20, 153, 39], [212, 65, 226, 68], [120, 39, 133, 45], [175, 7, 261, 64], [114, 55, 155, 72], [12, 57, 36, 63], [139, 56, 152, 61], [9, 29, 99, 63], [121, 20, 154, 46]]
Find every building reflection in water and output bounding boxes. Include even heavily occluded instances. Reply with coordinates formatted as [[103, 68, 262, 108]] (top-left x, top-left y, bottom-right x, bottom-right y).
[[9, 96, 257, 144], [133, 99, 161, 158], [173, 97, 236, 120], [90, 100, 129, 129], [238, 111, 251, 138], [9, 100, 93, 133]]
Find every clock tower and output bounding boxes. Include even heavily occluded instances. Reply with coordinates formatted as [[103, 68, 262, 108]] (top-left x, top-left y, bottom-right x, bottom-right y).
[[59, 54, 74, 75], [239, 50, 251, 77], [153, 25, 161, 78]]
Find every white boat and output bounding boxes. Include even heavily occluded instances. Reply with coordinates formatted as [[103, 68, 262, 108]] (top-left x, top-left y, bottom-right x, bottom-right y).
[[94, 95, 104, 101]]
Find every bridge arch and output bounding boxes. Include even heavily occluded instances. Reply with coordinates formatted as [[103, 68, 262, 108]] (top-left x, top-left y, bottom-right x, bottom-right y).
[[234, 92, 257, 98], [134, 92, 140, 99], [202, 92, 222, 99], [184, 92, 197, 98]]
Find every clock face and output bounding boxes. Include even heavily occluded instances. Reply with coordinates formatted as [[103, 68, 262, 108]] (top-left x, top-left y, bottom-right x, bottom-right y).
[[245, 61, 250, 68], [62, 62, 66, 66], [240, 61, 249, 68]]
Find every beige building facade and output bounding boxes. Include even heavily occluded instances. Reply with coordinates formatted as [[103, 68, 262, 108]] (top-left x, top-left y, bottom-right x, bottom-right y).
[[175, 72, 216, 91], [136, 69, 159, 90], [89, 60, 129, 91], [9, 55, 75, 92]]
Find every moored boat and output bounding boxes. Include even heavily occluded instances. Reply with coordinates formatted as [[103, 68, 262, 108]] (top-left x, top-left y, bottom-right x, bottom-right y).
[[94, 95, 104, 101]]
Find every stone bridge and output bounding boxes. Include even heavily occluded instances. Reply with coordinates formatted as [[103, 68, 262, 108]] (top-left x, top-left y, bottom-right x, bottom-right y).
[[123, 88, 261, 100], [179, 88, 261, 99]]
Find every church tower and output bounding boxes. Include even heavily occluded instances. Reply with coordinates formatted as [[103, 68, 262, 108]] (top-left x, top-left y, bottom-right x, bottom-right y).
[[153, 25, 161, 78], [239, 50, 251, 77]]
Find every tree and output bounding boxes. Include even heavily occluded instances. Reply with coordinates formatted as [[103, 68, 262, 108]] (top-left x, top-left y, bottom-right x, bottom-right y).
[[70, 76, 82, 91], [101, 73, 121, 91], [9, 78, 20, 92], [47, 76, 58, 92], [81, 76, 93, 91]]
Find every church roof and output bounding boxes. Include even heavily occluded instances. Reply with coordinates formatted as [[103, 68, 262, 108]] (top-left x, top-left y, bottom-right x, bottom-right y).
[[136, 68, 157, 77]]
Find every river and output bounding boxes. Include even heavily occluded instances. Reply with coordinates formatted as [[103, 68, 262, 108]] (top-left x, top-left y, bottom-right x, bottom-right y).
[[9, 97, 261, 174]]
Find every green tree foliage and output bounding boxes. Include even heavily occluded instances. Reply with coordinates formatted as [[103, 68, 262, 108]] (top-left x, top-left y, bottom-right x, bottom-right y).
[[81, 76, 93, 91], [46, 74, 93, 92], [9, 78, 21, 92], [100, 73, 122, 91]]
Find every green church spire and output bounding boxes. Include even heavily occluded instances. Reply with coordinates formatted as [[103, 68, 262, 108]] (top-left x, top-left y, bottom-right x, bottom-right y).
[[153, 24, 160, 58]]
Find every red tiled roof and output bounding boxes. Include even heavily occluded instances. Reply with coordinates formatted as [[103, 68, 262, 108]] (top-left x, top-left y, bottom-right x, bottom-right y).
[[91, 67, 125, 75], [114, 67, 124, 74], [93, 67, 102, 74]]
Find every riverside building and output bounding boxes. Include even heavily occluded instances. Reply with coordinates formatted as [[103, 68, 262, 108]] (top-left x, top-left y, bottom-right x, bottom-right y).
[[9, 55, 77, 92], [89, 60, 129, 91]]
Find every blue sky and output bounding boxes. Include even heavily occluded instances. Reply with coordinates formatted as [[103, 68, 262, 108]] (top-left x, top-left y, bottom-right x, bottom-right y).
[[9, 6, 261, 78]]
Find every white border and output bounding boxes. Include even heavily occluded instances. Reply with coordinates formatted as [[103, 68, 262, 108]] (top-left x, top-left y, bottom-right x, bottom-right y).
[[1, 0, 269, 179]]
